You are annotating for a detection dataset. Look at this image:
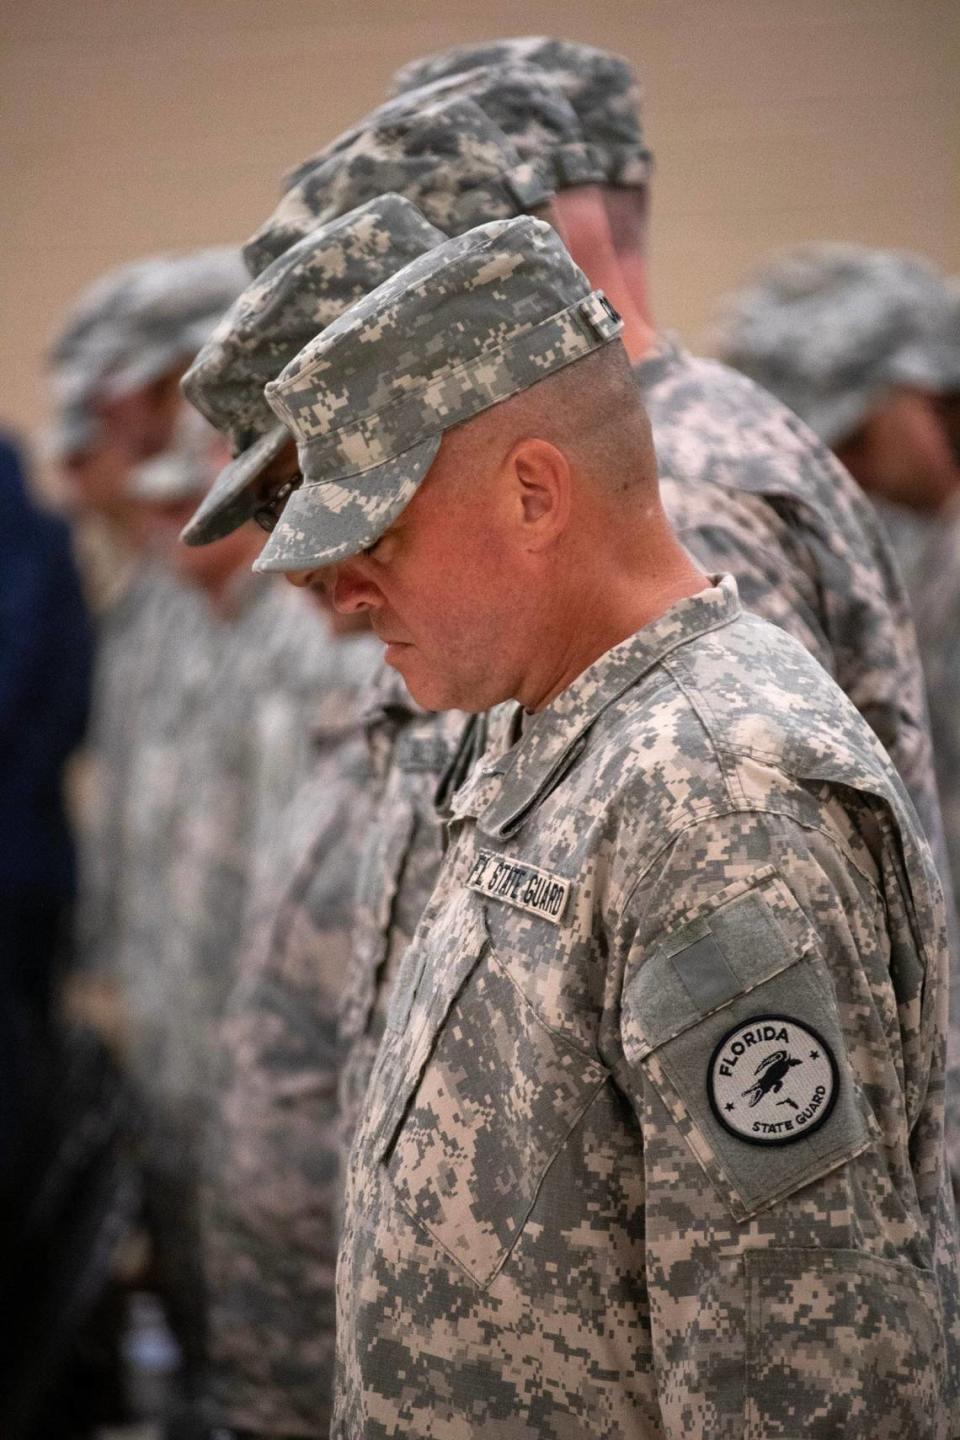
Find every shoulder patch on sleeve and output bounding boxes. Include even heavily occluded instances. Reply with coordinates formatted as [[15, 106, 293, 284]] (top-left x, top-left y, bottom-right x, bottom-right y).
[[708, 1014, 838, 1146]]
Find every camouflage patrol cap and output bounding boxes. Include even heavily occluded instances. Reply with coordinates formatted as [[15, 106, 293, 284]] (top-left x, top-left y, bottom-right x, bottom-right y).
[[254, 215, 623, 574], [243, 95, 552, 276], [180, 195, 446, 545], [715, 243, 960, 445], [48, 248, 246, 460], [390, 37, 652, 189], [284, 63, 606, 196]]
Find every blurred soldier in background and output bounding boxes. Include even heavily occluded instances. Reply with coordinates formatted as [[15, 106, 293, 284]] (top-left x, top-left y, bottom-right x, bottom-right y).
[[0, 431, 92, 1044], [177, 198, 456, 1438], [47, 250, 246, 998], [713, 243, 960, 583], [117, 400, 359, 1437], [42, 252, 245, 1439], [713, 246, 960, 1193], [903, 288, 960, 1067]]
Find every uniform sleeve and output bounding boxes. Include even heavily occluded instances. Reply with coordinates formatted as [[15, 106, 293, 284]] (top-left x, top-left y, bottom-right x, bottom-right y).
[[616, 806, 953, 1439], [201, 806, 359, 1436]]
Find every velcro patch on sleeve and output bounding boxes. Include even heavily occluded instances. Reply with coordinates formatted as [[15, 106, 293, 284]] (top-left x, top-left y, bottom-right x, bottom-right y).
[[466, 848, 572, 924]]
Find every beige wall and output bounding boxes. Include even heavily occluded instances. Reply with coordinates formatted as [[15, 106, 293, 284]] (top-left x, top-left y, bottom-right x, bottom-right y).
[[3, 0, 958, 461]]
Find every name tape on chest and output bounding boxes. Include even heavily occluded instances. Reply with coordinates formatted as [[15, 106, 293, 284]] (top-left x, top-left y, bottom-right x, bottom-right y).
[[466, 849, 572, 924], [708, 1014, 838, 1147]]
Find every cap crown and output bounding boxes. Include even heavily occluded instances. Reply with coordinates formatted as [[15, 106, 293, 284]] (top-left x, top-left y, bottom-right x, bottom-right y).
[[390, 37, 651, 187], [184, 195, 446, 454], [244, 95, 550, 276], [266, 215, 618, 475], [716, 243, 958, 441], [48, 248, 245, 457], [254, 216, 622, 573], [285, 63, 606, 194], [50, 249, 246, 403]]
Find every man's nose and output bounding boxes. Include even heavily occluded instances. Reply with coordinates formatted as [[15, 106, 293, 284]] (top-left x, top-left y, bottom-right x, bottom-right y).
[[329, 560, 381, 614]]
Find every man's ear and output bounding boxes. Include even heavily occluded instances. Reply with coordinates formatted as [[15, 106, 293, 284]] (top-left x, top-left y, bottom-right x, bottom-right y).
[[510, 437, 572, 551]]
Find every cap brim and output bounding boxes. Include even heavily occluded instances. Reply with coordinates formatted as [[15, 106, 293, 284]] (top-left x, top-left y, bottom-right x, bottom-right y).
[[180, 424, 291, 546], [253, 433, 441, 574]]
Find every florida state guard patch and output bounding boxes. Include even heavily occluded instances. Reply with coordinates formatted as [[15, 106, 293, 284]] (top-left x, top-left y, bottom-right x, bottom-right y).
[[708, 1014, 838, 1146]]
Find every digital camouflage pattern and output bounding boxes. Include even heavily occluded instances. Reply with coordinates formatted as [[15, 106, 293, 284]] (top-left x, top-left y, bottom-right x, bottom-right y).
[[75, 563, 198, 981], [243, 96, 551, 277], [638, 336, 943, 856], [389, 36, 653, 188], [641, 342, 960, 1176], [105, 578, 362, 1395], [181, 196, 447, 545], [339, 666, 469, 1156], [910, 501, 960, 1195], [202, 665, 377, 1438], [256, 216, 622, 572], [285, 63, 607, 198], [713, 243, 960, 445], [48, 248, 245, 459], [336, 577, 960, 1439]]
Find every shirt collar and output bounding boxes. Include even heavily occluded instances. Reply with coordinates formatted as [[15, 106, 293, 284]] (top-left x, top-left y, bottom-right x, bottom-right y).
[[449, 576, 741, 838]]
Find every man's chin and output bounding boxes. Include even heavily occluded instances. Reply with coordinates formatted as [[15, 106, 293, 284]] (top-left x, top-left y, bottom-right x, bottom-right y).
[[387, 653, 492, 714], [384, 645, 456, 712]]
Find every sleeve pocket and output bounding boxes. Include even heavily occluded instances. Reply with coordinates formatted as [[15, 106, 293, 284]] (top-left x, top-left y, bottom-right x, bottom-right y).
[[622, 868, 877, 1221], [745, 1249, 946, 1438]]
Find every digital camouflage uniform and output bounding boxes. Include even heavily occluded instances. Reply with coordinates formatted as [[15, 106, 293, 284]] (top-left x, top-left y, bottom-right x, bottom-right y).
[[712, 242, 960, 580], [339, 577, 960, 1439], [115, 575, 346, 1404], [911, 501, 960, 1194], [75, 562, 194, 980], [51, 251, 247, 982], [258, 216, 960, 1435], [339, 667, 469, 1156], [638, 337, 942, 852], [201, 667, 377, 1440]]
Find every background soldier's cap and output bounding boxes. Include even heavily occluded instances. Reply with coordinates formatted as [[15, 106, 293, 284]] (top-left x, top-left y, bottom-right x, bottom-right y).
[[47, 248, 246, 460], [180, 195, 446, 546], [254, 215, 623, 574], [284, 62, 607, 196], [390, 36, 653, 189], [713, 243, 960, 445], [243, 94, 552, 276], [128, 406, 224, 503]]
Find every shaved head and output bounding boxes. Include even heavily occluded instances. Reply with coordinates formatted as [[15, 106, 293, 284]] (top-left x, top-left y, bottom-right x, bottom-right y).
[[442, 341, 658, 500]]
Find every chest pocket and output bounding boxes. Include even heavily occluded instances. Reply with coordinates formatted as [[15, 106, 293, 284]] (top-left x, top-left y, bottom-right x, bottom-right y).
[[622, 868, 878, 1223], [374, 888, 608, 1288]]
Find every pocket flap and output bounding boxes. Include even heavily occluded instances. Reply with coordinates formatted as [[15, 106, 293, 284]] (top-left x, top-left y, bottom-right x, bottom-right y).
[[371, 887, 489, 1164], [627, 868, 819, 1060]]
